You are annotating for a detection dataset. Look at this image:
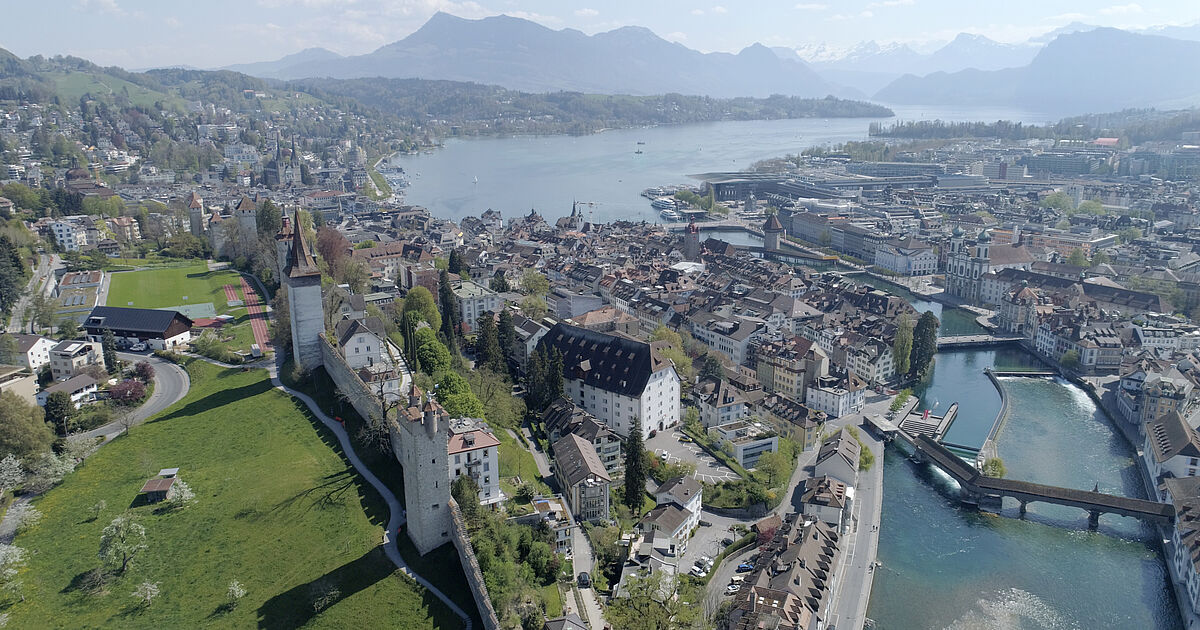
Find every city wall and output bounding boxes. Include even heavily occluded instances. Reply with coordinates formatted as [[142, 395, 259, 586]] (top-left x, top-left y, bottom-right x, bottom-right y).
[[318, 335, 383, 422], [448, 499, 502, 630]]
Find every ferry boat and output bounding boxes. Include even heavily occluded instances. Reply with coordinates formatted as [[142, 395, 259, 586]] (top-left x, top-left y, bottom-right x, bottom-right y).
[[650, 197, 677, 210], [634, 149, 643, 154], [659, 209, 683, 221]]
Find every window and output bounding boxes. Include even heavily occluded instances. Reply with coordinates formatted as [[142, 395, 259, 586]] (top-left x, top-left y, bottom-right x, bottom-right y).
[[455, 454, 461, 464]]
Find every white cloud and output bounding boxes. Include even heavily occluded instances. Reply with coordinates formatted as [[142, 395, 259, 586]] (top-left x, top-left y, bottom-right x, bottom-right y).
[[164, 16, 180, 28], [794, 3, 827, 9], [1100, 3, 1142, 15], [574, 8, 599, 18], [830, 10, 873, 21], [77, 0, 123, 15], [868, 0, 913, 7], [690, 8, 705, 15], [711, 5, 727, 14]]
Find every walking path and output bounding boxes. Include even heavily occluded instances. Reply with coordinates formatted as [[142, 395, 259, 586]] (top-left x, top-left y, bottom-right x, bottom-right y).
[[268, 358, 472, 629]]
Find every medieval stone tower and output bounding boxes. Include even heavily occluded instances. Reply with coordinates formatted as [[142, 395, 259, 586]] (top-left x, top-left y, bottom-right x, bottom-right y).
[[683, 221, 700, 261], [763, 213, 784, 252], [235, 196, 258, 255], [282, 212, 324, 372], [187, 192, 204, 238], [391, 386, 452, 555], [274, 214, 293, 282]]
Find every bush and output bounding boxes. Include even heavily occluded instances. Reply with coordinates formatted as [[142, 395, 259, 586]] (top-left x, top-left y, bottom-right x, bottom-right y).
[[134, 361, 155, 383], [152, 350, 184, 363], [192, 331, 244, 365]]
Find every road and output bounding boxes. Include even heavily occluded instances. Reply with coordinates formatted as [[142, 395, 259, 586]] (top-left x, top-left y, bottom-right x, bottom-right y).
[[80, 352, 190, 441], [7, 253, 57, 333], [825, 427, 884, 630]]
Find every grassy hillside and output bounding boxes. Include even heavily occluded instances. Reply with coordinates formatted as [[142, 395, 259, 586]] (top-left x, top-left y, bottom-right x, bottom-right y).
[[5, 361, 461, 628], [50, 71, 184, 109]]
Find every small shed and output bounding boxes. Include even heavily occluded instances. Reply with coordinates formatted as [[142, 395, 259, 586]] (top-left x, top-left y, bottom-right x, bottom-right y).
[[139, 476, 176, 503]]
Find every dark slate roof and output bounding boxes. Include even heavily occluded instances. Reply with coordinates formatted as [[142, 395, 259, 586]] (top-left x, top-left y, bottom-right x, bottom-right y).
[[285, 214, 321, 279], [85, 306, 192, 334], [640, 503, 691, 534], [335, 316, 385, 348], [763, 214, 784, 232], [543, 614, 588, 630], [539, 322, 666, 398], [1147, 411, 1200, 463], [656, 476, 701, 504], [551, 433, 610, 486]]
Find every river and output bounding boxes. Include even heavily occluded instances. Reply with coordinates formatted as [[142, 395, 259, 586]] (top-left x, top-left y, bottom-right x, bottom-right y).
[[391, 105, 1054, 225]]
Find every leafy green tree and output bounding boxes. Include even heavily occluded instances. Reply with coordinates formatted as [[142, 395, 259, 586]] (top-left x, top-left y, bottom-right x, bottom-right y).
[[1066, 248, 1088, 267], [401, 286, 441, 332], [451, 474, 482, 529], [438, 270, 460, 339], [0, 390, 54, 458], [623, 427, 647, 514], [1060, 349, 1081, 371], [0, 334, 18, 365], [983, 457, 1006, 478], [489, 274, 510, 293], [417, 339, 452, 375], [354, 240, 376, 250], [1040, 191, 1075, 212], [892, 312, 913, 377], [256, 200, 282, 236], [101, 328, 118, 374], [497, 309, 516, 370], [44, 390, 75, 437], [699, 353, 725, 381], [57, 318, 80, 340], [519, 295, 547, 320], [1076, 200, 1106, 215], [909, 311, 940, 377], [447, 250, 465, 275], [475, 312, 505, 372], [754, 448, 791, 487], [1117, 227, 1142, 244], [520, 270, 549, 298]]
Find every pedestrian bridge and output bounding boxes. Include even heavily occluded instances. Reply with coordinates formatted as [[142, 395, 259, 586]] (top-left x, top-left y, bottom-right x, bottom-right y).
[[911, 434, 1174, 528], [936, 334, 1024, 349]]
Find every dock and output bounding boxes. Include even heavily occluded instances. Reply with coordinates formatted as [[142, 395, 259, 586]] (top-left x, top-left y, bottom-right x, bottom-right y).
[[897, 402, 959, 442]]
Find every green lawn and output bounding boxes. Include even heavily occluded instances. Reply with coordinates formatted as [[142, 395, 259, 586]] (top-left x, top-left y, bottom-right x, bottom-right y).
[[497, 429, 552, 495], [542, 583, 563, 618], [106, 263, 263, 352], [6, 360, 460, 629]]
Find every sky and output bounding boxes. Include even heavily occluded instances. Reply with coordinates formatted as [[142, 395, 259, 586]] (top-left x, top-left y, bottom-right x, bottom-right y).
[[4, 0, 1200, 69]]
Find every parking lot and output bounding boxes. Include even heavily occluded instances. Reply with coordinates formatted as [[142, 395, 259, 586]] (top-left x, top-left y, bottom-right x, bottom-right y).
[[646, 429, 740, 483]]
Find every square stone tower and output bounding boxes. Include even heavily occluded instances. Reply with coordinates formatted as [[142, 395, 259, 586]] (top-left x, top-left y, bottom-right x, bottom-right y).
[[391, 386, 452, 555], [283, 213, 324, 372]]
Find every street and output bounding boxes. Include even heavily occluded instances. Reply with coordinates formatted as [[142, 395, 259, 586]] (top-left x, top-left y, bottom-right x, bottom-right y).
[[7, 253, 58, 333], [79, 352, 190, 441]]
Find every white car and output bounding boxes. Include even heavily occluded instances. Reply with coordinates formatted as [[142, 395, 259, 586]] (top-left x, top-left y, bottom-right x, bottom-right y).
[[129, 343, 148, 352], [725, 583, 741, 595], [689, 566, 707, 578]]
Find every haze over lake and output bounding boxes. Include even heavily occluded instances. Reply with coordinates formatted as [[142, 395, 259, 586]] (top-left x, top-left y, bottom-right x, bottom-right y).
[[393, 105, 1054, 224]]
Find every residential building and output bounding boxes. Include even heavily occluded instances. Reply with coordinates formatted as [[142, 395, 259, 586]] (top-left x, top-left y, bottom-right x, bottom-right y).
[[695, 378, 749, 428], [540, 323, 681, 439], [35, 374, 98, 408], [5, 334, 55, 371], [551, 433, 612, 523], [1144, 411, 1200, 499], [653, 476, 702, 539], [515, 495, 576, 558], [801, 475, 854, 533], [452, 280, 501, 333], [814, 427, 861, 486], [726, 515, 841, 630], [542, 397, 623, 474], [638, 504, 693, 555], [758, 394, 826, 451], [50, 221, 84, 251], [755, 337, 828, 403], [448, 417, 503, 507], [874, 238, 937, 276], [805, 374, 866, 419], [48, 340, 101, 381], [710, 420, 779, 469], [335, 316, 387, 369], [83, 306, 193, 350], [1162, 477, 1200, 619]]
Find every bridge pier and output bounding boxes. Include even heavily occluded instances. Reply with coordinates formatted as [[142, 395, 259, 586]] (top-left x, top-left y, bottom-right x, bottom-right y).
[[1018, 501, 1027, 518], [1088, 510, 1100, 530]]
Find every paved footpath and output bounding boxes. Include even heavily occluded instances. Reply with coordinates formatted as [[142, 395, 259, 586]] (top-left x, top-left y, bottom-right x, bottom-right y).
[[268, 358, 472, 629]]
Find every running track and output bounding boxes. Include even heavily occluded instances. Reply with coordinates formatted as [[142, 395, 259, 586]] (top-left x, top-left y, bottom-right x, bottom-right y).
[[222, 284, 238, 302], [239, 277, 272, 351]]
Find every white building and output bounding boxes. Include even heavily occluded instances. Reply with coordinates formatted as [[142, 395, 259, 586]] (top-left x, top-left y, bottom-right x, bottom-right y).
[[35, 374, 98, 408], [542, 323, 681, 439], [7, 334, 55, 371], [806, 374, 867, 419], [873, 238, 937, 276], [452, 280, 501, 333], [653, 476, 702, 538], [48, 340, 101, 382], [1144, 411, 1200, 500], [695, 378, 749, 428], [448, 418, 503, 507], [710, 420, 780, 469], [50, 221, 84, 252]]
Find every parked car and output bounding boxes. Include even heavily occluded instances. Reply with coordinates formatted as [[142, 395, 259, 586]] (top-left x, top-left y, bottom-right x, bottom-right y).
[[679, 435, 693, 443], [648, 429, 657, 438], [699, 519, 712, 527], [736, 563, 755, 573], [129, 342, 147, 352], [725, 583, 741, 595], [722, 537, 735, 546], [699, 556, 714, 570], [577, 572, 591, 588]]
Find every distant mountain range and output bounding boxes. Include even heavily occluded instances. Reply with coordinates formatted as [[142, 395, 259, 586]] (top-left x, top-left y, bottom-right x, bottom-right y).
[[875, 28, 1200, 112], [223, 13, 1200, 115], [233, 12, 846, 99]]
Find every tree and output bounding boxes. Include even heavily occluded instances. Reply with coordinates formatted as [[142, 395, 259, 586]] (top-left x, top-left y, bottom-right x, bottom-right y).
[[497, 309, 516, 373], [416, 339, 452, 375], [228, 580, 247, 607], [166, 479, 195, 509], [1076, 200, 1106, 216], [99, 515, 147, 573], [132, 581, 160, 607], [1040, 191, 1074, 212], [448, 250, 465, 275], [0, 391, 54, 458], [110, 379, 147, 404], [475, 312, 505, 372], [519, 295, 547, 320], [451, 474, 482, 529], [892, 312, 913, 377], [402, 286, 441, 332], [256, 200, 282, 236], [315, 225, 349, 270], [1060, 349, 1081, 371], [134, 360, 155, 382], [0, 334, 17, 365], [908, 311, 940, 377], [983, 457, 1007, 478], [624, 427, 647, 514], [1117, 227, 1142, 244], [0, 544, 27, 602], [89, 500, 107, 522], [605, 571, 677, 630], [489, 274, 510, 293], [57, 318, 80, 340], [438, 270, 460, 339], [1066, 248, 1088, 267], [44, 390, 75, 436], [754, 449, 790, 487], [29, 291, 54, 330], [101, 328, 118, 374], [520, 270, 549, 297], [7, 503, 40, 533], [0, 455, 24, 496], [699, 353, 725, 382]]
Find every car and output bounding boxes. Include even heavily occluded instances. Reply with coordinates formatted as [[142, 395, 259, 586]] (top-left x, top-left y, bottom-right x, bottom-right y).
[[129, 343, 147, 352], [725, 583, 741, 595], [699, 520, 712, 527], [689, 566, 707, 578], [736, 563, 754, 573], [722, 537, 735, 546], [699, 555, 714, 570], [679, 435, 693, 443], [577, 572, 591, 588], [649, 429, 657, 438]]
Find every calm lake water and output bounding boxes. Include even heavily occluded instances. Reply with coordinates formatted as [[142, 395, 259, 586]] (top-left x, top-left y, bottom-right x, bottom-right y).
[[392, 105, 1054, 225]]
